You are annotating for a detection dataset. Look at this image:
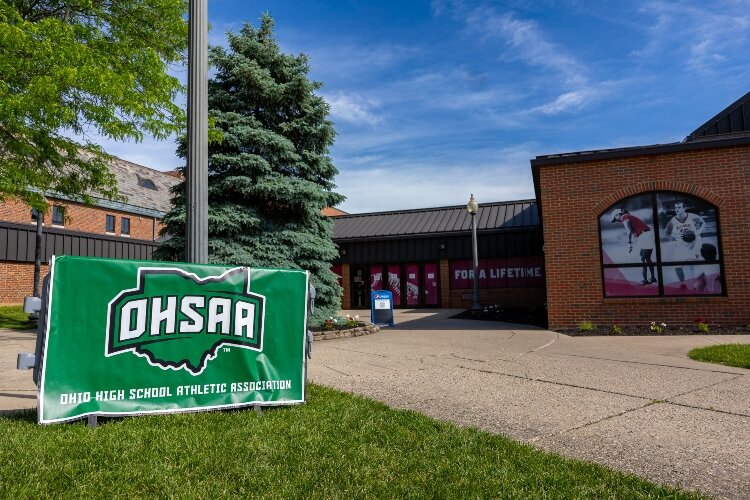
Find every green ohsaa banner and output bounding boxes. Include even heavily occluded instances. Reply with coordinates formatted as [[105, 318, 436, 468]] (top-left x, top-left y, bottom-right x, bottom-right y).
[[38, 256, 309, 424]]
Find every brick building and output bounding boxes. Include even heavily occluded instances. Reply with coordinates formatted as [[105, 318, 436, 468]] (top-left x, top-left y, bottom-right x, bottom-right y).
[[0, 157, 179, 303], [532, 92, 750, 328]]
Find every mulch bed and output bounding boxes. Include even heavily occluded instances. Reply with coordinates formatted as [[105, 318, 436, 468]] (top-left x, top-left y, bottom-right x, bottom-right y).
[[559, 324, 750, 337], [309, 321, 368, 333], [451, 307, 750, 336], [309, 323, 379, 341]]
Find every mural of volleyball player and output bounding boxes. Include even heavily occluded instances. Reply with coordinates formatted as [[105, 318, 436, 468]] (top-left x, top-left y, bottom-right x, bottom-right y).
[[664, 201, 705, 289], [611, 208, 657, 285]]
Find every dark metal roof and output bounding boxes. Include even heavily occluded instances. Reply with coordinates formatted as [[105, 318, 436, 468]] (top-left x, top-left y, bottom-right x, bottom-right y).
[[530, 134, 750, 167], [332, 200, 539, 240], [686, 91, 750, 141]]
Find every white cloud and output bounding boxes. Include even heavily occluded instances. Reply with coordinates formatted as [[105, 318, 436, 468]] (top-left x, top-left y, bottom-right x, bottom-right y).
[[464, 9, 588, 88], [305, 42, 422, 81], [635, 1, 750, 74], [334, 144, 538, 213], [433, 3, 609, 117], [531, 88, 602, 115], [323, 92, 382, 126]]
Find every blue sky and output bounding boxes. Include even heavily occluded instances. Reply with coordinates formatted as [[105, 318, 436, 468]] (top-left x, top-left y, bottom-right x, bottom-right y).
[[93, 0, 750, 213]]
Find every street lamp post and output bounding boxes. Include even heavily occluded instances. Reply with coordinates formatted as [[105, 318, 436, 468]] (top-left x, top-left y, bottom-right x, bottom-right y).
[[186, 0, 209, 264], [466, 194, 481, 311]]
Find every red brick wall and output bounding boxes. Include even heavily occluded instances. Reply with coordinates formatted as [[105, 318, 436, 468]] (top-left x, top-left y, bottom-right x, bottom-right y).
[[538, 144, 750, 329], [0, 199, 160, 241], [0, 262, 49, 304]]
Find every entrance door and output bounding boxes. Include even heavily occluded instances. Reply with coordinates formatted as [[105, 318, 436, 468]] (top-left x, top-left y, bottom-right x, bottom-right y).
[[351, 266, 368, 309], [370, 265, 383, 292], [405, 263, 420, 306], [387, 265, 402, 306], [423, 262, 439, 306]]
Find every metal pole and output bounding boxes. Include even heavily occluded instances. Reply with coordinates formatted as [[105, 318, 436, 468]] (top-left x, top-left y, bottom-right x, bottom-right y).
[[32, 210, 43, 298], [471, 212, 481, 311], [186, 0, 209, 263]]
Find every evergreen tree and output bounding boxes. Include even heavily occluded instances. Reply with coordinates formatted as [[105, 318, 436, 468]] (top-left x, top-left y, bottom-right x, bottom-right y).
[[158, 15, 344, 323]]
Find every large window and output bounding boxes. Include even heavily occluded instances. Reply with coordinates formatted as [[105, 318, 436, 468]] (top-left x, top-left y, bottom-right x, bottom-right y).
[[51, 205, 64, 226], [121, 217, 131, 236], [600, 192, 723, 297], [105, 214, 115, 233]]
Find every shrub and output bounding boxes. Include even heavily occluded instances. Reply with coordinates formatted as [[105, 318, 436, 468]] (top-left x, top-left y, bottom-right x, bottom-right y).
[[693, 317, 710, 333], [578, 321, 595, 332], [650, 322, 666, 334], [346, 315, 359, 328]]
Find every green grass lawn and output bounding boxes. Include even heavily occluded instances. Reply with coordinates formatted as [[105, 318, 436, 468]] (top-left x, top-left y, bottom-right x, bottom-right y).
[[0, 385, 699, 498], [688, 343, 750, 369], [0, 305, 36, 330]]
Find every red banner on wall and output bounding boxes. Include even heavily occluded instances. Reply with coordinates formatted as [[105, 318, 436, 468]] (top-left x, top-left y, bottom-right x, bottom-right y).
[[450, 257, 545, 289]]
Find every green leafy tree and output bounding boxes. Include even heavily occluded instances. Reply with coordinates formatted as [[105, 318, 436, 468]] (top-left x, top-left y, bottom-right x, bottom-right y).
[[158, 15, 345, 323], [0, 0, 187, 210]]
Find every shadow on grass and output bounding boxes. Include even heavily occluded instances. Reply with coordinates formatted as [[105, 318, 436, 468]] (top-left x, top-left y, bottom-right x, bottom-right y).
[[0, 306, 37, 330], [0, 408, 36, 423]]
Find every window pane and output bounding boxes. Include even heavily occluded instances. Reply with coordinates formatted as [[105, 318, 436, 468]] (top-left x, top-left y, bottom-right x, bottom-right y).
[[121, 217, 130, 235], [603, 267, 660, 297], [600, 193, 655, 265], [662, 264, 722, 296], [656, 193, 720, 263], [52, 206, 64, 225], [106, 215, 115, 232]]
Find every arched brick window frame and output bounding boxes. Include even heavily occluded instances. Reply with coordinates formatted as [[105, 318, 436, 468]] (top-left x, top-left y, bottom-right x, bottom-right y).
[[598, 191, 724, 298]]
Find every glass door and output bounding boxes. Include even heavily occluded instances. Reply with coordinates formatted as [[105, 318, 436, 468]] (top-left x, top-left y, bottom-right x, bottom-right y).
[[351, 266, 368, 309], [423, 263, 439, 306], [387, 265, 402, 306], [405, 263, 420, 306]]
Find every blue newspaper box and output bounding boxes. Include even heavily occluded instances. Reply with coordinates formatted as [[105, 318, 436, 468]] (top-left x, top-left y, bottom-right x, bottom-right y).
[[370, 290, 394, 327]]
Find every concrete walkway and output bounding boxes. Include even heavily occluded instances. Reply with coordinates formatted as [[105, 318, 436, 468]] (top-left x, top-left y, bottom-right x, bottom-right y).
[[309, 309, 750, 500], [3, 314, 749, 498], [0, 328, 37, 413]]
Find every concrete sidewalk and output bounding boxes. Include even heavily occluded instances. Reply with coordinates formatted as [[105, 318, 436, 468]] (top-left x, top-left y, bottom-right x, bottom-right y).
[[311, 309, 750, 500], [0, 328, 37, 413]]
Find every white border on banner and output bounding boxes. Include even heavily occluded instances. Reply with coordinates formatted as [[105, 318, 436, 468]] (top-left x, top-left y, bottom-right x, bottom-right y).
[[37, 258, 308, 425], [302, 270, 310, 403], [37, 255, 57, 424]]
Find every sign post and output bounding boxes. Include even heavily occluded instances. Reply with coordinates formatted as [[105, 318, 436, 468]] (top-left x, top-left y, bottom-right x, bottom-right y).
[[35, 256, 309, 424], [370, 290, 395, 328]]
